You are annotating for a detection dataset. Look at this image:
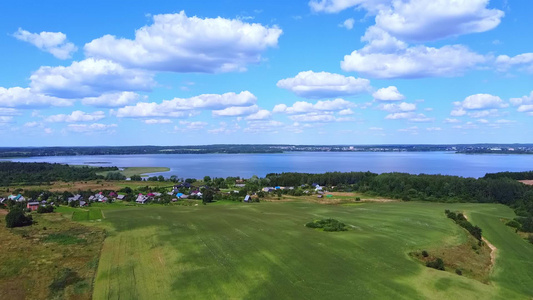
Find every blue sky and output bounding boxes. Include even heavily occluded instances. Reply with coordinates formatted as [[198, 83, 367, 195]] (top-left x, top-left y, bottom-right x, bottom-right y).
[[1, 0, 532, 146]]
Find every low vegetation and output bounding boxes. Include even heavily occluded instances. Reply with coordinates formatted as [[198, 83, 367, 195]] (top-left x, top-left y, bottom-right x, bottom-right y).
[[305, 218, 348, 231]]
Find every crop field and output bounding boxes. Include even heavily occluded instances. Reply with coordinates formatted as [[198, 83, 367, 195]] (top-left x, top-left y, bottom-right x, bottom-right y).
[[92, 201, 533, 299]]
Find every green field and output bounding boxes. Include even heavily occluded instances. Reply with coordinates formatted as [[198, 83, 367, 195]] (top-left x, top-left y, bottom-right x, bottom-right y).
[[92, 201, 533, 299], [97, 167, 170, 178]]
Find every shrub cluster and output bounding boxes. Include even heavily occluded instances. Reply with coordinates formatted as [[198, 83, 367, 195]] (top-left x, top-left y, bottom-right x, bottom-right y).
[[305, 218, 347, 232], [37, 205, 55, 214], [445, 210, 482, 241], [426, 258, 445, 270], [5, 208, 33, 228]]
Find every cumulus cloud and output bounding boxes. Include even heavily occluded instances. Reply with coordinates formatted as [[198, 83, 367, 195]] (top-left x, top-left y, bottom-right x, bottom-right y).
[[338, 108, 354, 115], [13, 28, 77, 59], [84, 11, 282, 73], [144, 119, 172, 124], [451, 94, 507, 118], [244, 120, 284, 133], [374, 0, 504, 42], [495, 53, 533, 73], [0, 116, 14, 123], [444, 118, 461, 123], [426, 127, 442, 131], [310, 0, 503, 42], [341, 44, 485, 79], [276, 71, 371, 98], [245, 109, 272, 120], [212, 105, 259, 117], [115, 91, 256, 118], [176, 121, 208, 130], [510, 91, 533, 114], [273, 98, 354, 114], [0, 87, 73, 108], [82, 92, 141, 107], [385, 112, 432, 122], [373, 86, 405, 101], [289, 112, 337, 123], [67, 123, 117, 133], [378, 102, 416, 112], [309, 0, 390, 14], [340, 18, 355, 30], [45, 110, 105, 122], [30, 58, 155, 98]]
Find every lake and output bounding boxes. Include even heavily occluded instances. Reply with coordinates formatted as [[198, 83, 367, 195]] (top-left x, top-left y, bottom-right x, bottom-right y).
[[5, 152, 533, 179]]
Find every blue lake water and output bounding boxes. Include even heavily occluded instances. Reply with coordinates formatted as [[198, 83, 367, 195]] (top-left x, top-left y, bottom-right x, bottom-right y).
[[5, 152, 533, 179]]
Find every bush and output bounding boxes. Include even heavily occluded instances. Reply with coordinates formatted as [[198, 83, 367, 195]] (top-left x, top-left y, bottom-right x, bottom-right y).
[[426, 258, 445, 271], [505, 219, 522, 229], [5, 209, 32, 228], [355, 197, 361, 201], [455, 269, 463, 275], [37, 205, 54, 214], [305, 218, 347, 232], [421, 250, 429, 257]]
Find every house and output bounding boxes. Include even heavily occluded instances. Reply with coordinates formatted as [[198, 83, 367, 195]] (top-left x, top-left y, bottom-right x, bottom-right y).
[[315, 185, 323, 191], [109, 192, 118, 198], [179, 194, 189, 199], [176, 193, 184, 198], [0, 198, 6, 204], [235, 184, 246, 188], [79, 201, 87, 207], [68, 194, 82, 203], [27, 201, 40, 211], [275, 186, 281, 190], [244, 195, 250, 202], [136, 194, 148, 204], [262, 187, 274, 192], [9, 194, 25, 202], [116, 195, 125, 200], [317, 195, 323, 198]]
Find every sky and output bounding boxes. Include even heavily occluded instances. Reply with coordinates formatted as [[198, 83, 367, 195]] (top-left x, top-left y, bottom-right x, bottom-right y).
[[0, 0, 532, 146]]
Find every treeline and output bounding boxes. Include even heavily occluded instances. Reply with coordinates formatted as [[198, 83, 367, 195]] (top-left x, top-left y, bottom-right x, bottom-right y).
[[0, 162, 117, 186], [265, 171, 533, 219], [484, 171, 533, 180]]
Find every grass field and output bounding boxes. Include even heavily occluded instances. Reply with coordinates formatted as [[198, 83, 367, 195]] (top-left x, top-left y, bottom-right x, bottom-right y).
[[97, 167, 170, 178], [92, 201, 533, 299], [0, 211, 105, 300]]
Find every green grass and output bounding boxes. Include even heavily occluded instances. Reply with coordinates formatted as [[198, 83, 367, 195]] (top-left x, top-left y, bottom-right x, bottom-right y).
[[72, 208, 103, 221], [43, 233, 86, 245], [97, 167, 170, 178], [92, 201, 533, 300]]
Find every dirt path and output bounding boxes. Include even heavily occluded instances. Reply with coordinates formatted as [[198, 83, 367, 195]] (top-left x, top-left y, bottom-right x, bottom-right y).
[[464, 213, 498, 266], [483, 237, 497, 266]]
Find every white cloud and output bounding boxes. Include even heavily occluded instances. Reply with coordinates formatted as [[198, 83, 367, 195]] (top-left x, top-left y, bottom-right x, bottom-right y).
[[468, 109, 499, 118], [176, 121, 208, 130], [0, 116, 13, 123], [517, 105, 533, 113], [342, 44, 485, 79], [24, 121, 40, 128], [116, 91, 256, 118], [0, 108, 20, 116], [30, 58, 155, 98], [444, 118, 461, 123], [82, 92, 141, 107], [450, 108, 466, 117], [244, 120, 284, 133], [13, 28, 77, 59], [510, 91, 533, 106], [277, 71, 371, 98], [273, 98, 355, 114], [143, 119, 172, 124], [45, 110, 105, 123], [373, 86, 405, 101], [84, 11, 282, 73], [338, 108, 354, 115], [495, 53, 533, 73], [426, 127, 442, 131], [245, 109, 272, 120], [460, 94, 507, 110], [67, 123, 117, 133], [309, 0, 390, 14], [0, 87, 73, 108], [374, 0, 504, 42], [385, 112, 432, 122], [212, 105, 259, 117], [340, 18, 355, 30], [378, 102, 416, 112], [289, 112, 337, 123]]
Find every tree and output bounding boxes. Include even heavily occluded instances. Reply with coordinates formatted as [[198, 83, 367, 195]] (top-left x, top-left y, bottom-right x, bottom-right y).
[[5, 209, 32, 228], [203, 176, 211, 182], [202, 188, 214, 204]]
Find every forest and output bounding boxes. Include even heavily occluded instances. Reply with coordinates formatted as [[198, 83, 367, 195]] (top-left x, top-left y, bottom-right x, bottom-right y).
[[0, 162, 117, 186]]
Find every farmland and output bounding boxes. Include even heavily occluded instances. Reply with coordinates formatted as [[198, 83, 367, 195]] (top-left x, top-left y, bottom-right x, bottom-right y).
[[92, 201, 533, 299]]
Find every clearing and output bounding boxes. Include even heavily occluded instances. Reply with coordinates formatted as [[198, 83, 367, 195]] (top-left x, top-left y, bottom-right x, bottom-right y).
[[92, 201, 533, 299]]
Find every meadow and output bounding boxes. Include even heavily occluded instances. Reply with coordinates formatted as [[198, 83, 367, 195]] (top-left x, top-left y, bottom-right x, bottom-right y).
[[92, 201, 533, 299]]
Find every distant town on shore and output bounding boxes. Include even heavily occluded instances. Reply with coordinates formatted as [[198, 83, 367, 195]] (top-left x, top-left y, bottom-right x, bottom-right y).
[[1, 143, 533, 157]]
